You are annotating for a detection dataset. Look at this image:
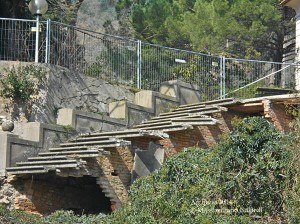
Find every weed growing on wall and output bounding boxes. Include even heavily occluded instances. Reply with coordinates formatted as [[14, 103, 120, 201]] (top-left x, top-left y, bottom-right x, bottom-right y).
[[0, 64, 46, 103]]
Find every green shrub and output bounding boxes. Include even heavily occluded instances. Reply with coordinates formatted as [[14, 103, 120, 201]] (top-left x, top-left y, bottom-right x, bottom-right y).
[[0, 64, 45, 102], [0, 207, 107, 224], [107, 116, 299, 223], [44, 210, 107, 224], [0, 205, 44, 224]]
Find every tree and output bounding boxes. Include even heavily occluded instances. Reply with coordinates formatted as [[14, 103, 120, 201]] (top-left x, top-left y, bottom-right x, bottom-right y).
[[185, 0, 294, 60], [127, 0, 295, 61], [0, 0, 84, 24], [0, 0, 26, 18]]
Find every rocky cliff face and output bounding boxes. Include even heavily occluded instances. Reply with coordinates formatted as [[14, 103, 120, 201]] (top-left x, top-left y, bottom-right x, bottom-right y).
[[76, 0, 133, 37], [0, 62, 134, 134], [77, 0, 118, 33]]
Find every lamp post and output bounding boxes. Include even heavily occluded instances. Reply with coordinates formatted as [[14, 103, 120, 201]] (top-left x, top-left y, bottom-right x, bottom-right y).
[[28, 0, 48, 63]]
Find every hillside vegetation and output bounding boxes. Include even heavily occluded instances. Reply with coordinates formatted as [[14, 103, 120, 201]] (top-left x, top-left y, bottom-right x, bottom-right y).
[[117, 0, 294, 61], [107, 116, 300, 223], [1, 0, 294, 62], [1, 116, 300, 223]]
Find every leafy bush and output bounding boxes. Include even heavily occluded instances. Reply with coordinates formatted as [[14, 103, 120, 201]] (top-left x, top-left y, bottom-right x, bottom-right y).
[[0, 64, 45, 102], [0, 207, 107, 224], [107, 116, 299, 223], [44, 210, 107, 224], [0, 205, 43, 224]]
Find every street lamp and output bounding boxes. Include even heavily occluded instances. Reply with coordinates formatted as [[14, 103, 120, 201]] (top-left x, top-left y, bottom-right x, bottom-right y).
[[28, 0, 48, 63]]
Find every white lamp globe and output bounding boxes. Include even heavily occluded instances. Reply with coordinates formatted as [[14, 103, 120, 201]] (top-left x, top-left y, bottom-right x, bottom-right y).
[[28, 0, 48, 16]]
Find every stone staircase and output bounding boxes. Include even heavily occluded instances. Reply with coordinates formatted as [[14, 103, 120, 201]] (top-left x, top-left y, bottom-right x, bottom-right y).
[[5, 97, 240, 207], [6, 98, 238, 175]]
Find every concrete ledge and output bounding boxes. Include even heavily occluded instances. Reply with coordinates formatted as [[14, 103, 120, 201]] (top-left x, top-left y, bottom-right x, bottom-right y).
[[0, 132, 39, 176], [22, 122, 73, 149], [159, 80, 202, 104], [134, 90, 179, 115], [0, 122, 78, 176], [109, 101, 154, 127], [57, 108, 127, 133]]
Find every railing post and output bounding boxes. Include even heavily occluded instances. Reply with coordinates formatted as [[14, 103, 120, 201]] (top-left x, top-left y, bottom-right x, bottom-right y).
[[45, 19, 51, 63], [34, 15, 40, 63], [222, 56, 226, 98], [137, 40, 142, 89], [219, 56, 223, 99]]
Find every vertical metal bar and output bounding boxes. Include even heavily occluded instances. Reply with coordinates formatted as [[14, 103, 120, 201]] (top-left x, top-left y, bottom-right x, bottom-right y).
[[140, 41, 143, 89], [219, 56, 223, 99], [45, 19, 50, 63], [136, 40, 139, 89], [34, 15, 40, 63], [137, 40, 141, 89], [223, 57, 226, 98]]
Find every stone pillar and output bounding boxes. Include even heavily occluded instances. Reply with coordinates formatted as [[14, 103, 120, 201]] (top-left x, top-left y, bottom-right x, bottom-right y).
[[281, 0, 300, 90], [57, 108, 76, 127], [0, 132, 19, 176]]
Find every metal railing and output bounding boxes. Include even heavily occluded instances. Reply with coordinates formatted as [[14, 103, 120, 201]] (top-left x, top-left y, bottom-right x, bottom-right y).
[[223, 58, 295, 98], [0, 17, 296, 101]]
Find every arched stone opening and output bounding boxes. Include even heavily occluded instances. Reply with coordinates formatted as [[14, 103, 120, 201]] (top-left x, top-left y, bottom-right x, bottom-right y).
[[11, 173, 112, 215]]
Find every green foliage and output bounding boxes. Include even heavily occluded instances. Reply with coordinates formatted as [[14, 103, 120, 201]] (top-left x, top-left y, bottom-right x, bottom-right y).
[[128, 0, 293, 61], [44, 210, 107, 224], [0, 207, 107, 224], [58, 124, 76, 132], [0, 205, 43, 224], [174, 54, 221, 99], [85, 43, 137, 87], [0, 65, 45, 103], [215, 117, 289, 216], [116, 0, 133, 14], [107, 116, 300, 223]]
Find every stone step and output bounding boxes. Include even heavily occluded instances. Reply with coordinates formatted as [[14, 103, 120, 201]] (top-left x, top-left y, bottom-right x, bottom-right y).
[[16, 159, 79, 167], [68, 136, 112, 142], [6, 165, 45, 171], [7, 170, 49, 174], [139, 124, 193, 132], [172, 117, 220, 125], [103, 192, 117, 200], [38, 149, 109, 157], [7, 163, 80, 173], [6, 167, 48, 174], [75, 128, 172, 141], [49, 146, 88, 151], [159, 106, 226, 117], [97, 182, 112, 188], [49, 146, 113, 154], [150, 112, 190, 120], [59, 140, 131, 148], [69, 136, 119, 143], [138, 114, 210, 126], [136, 117, 219, 129], [134, 121, 172, 128], [172, 104, 206, 112], [28, 156, 68, 161], [151, 107, 226, 121], [6, 162, 79, 175], [72, 129, 164, 141], [178, 98, 237, 108], [78, 129, 141, 138]]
